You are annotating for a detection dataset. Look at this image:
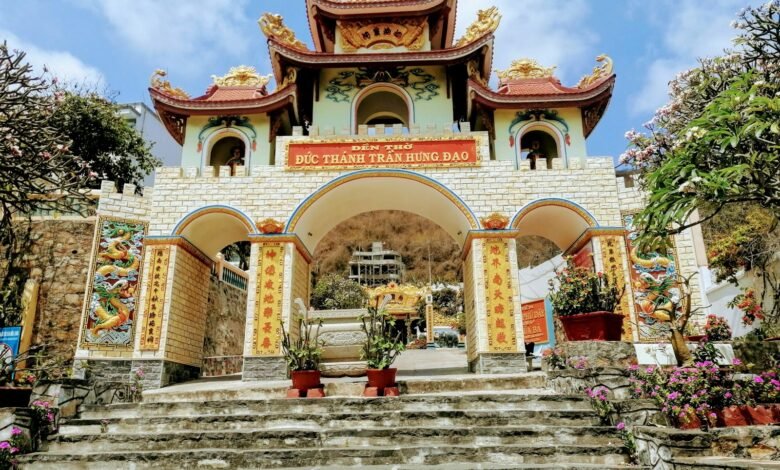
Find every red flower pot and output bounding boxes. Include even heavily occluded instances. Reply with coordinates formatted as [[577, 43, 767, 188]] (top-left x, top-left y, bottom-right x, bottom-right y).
[[290, 370, 321, 392], [366, 368, 397, 390], [678, 414, 702, 430], [744, 405, 774, 425], [718, 406, 750, 427], [559, 311, 624, 341], [771, 404, 780, 423], [685, 335, 706, 342]]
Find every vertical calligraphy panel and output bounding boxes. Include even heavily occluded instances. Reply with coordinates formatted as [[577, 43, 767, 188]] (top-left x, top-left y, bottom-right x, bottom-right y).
[[139, 246, 170, 351], [599, 236, 632, 341], [482, 239, 517, 352], [252, 244, 285, 355]]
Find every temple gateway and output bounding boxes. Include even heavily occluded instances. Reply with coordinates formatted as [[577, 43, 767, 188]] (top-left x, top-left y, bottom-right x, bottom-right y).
[[74, 0, 705, 388]]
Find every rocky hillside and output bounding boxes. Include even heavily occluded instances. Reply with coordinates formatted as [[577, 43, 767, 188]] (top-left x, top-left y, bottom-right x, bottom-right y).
[[313, 211, 559, 283]]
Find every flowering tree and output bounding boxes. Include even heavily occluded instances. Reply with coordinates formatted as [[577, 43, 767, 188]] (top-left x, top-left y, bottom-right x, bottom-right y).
[[0, 43, 93, 326], [622, 2, 780, 247], [622, 2, 780, 333]]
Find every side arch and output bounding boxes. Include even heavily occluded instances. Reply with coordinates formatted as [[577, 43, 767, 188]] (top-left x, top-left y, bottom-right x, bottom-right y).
[[201, 127, 253, 167], [513, 121, 568, 169], [172, 205, 257, 257], [511, 198, 598, 251]]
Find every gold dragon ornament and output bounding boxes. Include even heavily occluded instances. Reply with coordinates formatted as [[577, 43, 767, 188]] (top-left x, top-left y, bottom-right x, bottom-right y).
[[576, 54, 613, 88], [150, 69, 189, 99], [259, 13, 308, 51], [497, 59, 556, 80], [212, 65, 272, 88], [455, 6, 501, 47]]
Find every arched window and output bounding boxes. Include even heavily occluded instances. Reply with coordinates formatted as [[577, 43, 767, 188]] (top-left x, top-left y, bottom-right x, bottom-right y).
[[519, 129, 560, 170], [208, 136, 246, 174], [353, 84, 412, 134]]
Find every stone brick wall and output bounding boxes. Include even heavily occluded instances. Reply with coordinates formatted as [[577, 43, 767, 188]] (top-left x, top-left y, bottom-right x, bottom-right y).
[[163, 246, 211, 367], [24, 219, 95, 363], [202, 275, 247, 376]]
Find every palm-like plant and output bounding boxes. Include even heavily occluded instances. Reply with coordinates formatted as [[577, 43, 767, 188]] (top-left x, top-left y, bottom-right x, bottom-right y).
[[359, 296, 405, 370]]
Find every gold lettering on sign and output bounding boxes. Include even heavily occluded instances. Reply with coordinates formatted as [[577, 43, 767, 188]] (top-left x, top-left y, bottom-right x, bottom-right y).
[[482, 239, 517, 352], [338, 18, 427, 52], [600, 236, 632, 340], [253, 244, 285, 355], [140, 246, 170, 351]]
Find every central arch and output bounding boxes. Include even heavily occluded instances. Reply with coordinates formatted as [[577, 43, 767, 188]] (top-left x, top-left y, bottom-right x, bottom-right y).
[[287, 170, 478, 253]]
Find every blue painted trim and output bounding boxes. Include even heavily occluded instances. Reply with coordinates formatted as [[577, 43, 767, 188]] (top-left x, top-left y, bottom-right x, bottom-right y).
[[510, 198, 600, 228], [171, 204, 258, 235], [285, 168, 478, 232]]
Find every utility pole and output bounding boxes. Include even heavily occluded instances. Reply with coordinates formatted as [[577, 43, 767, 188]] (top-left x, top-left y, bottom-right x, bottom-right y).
[[427, 240, 432, 285]]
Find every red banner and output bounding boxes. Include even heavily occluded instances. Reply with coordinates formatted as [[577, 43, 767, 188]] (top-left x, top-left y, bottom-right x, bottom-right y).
[[521, 299, 549, 344], [286, 138, 479, 170]]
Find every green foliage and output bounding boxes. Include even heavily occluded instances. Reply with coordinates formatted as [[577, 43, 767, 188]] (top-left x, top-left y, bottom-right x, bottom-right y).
[[622, 1, 780, 250], [49, 88, 160, 192], [280, 316, 323, 371], [359, 298, 404, 369], [311, 274, 367, 310], [548, 258, 624, 317], [0, 43, 94, 327]]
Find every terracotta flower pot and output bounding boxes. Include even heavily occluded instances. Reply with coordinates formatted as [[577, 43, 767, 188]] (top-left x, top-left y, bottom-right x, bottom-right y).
[[685, 335, 706, 342], [771, 404, 780, 423], [717, 406, 750, 427], [678, 414, 701, 430], [290, 370, 321, 391], [744, 405, 774, 425], [366, 368, 397, 390], [559, 311, 624, 341], [0, 386, 32, 407]]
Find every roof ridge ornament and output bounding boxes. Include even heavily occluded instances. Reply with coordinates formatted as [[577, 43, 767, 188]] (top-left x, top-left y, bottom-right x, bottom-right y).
[[497, 59, 556, 80], [259, 13, 308, 51], [212, 66, 272, 88], [454, 6, 501, 47], [576, 54, 613, 88], [150, 69, 190, 99]]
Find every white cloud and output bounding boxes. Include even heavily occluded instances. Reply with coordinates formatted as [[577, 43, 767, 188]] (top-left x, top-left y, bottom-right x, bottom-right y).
[[455, 0, 598, 85], [629, 0, 748, 115], [1, 29, 104, 84], [75, 0, 251, 75]]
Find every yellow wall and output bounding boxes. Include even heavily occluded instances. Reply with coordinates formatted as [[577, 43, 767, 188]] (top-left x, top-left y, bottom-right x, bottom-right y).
[[493, 108, 588, 165], [313, 66, 453, 132], [181, 114, 272, 168]]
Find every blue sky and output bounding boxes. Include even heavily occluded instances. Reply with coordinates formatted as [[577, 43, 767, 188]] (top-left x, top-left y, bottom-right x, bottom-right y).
[[0, 0, 754, 160]]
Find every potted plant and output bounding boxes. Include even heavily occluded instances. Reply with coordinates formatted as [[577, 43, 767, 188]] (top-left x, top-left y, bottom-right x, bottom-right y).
[[703, 315, 732, 342], [548, 258, 625, 341], [360, 296, 405, 390], [280, 315, 323, 392]]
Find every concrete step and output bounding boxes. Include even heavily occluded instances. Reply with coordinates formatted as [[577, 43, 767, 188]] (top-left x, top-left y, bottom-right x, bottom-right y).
[[60, 409, 601, 435], [275, 465, 646, 470], [139, 373, 549, 403], [77, 394, 590, 420], [672, 457, 780, 469], [21, 443, 631, 469], [45, 425, 621, 453]]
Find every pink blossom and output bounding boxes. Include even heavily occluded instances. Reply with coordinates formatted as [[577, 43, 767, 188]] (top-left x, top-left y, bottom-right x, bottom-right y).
[[10, 427, 22, 436], [616, 422, 626, 431], [0, 441, 10, 450], [754, 376, 764, 384], [732, 358, 742, 366]]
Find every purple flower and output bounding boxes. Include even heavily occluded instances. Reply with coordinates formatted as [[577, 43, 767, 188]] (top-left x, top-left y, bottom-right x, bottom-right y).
[[668, 391, 680, 400], [616, 422, 626, 431], [10, 427, 22, 436], [10, 447, 19, 454], [732, 358, 742, 366], [0, 441, 10, 450], [755, 376, 765, 384]]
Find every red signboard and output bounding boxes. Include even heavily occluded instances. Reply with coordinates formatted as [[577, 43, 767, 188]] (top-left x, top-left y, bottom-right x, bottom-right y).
[[286, 138, 480, 170], [572, 242, 594, 269], [521, 299, 549, 344]]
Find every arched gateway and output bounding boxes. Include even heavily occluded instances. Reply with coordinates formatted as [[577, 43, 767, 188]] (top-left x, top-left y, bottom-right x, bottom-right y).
[[74, 2, 705, 388]]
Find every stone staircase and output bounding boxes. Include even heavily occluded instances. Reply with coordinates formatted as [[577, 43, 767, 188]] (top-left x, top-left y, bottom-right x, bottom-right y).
[[19, 377, 639, 469]]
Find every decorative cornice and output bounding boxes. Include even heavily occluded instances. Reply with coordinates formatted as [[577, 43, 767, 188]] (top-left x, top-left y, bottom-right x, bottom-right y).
[[257, 218, 285, 234], [144, 236, 214, 267], [480, 212, 510, 230], [149, 69, 189, 100], [248, 233, 313, 264], [149, 84, 297, 116], [576, 54, 613, 89], [259, 13, 308, 51], [460, 229, 520, 260], [563, 227, 627, 257]]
